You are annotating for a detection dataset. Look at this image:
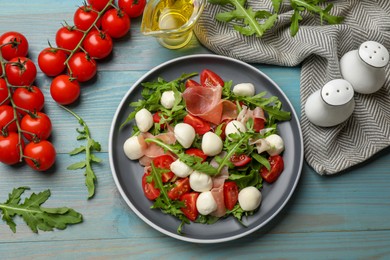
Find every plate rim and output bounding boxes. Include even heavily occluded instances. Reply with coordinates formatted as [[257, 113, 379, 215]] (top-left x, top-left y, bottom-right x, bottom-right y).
[[108, 54, 304, 243]]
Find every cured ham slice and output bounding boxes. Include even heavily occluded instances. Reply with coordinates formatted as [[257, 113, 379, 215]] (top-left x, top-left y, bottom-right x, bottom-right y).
[[209, 153, 229, 217], [137, 132, 176, 166], [237, 105, 266, 125], [183, 85, 237, 125]]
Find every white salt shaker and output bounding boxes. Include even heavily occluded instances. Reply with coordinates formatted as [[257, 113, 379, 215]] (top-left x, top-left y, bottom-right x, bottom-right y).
[[340, 41, 389, 94], [305, 79, 355, 127]]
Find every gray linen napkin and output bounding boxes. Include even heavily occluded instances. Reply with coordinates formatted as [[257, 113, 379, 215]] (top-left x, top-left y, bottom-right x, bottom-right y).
[[193, 0, 390, 175]]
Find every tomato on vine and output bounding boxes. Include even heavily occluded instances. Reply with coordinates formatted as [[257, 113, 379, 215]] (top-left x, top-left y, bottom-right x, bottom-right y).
[[5, 57, 37, 86], [0, 105, 18, 133], [83, 30, 113, 59], [0, 132, 23, 165], [12, 86, 45, 115], [55, 26, 84, 52], [101, 9, 130, 38], [118, 0, 146, 18], [24, 140, 56, 171], [0, 78, 10, 105], [67, 52, 97, 82], [20, 112, 52, 142], [50, 75, 80, 105], [0, 31, 29, 61], [87, 0, 112, 11], [74, 5, 102, 31], [38, 47, 68, 77]]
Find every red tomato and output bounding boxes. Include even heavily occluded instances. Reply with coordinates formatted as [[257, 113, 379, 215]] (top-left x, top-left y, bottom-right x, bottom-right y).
[[0, 31, 28, 61], [260, 155, 284, 183], [230, 154, 251, 167], [253, 117, 265, 132], [0, 132, 23, 165], [67, 52, 97, 82], [142, 172, 160, 200], [74, 5, 101, 31], [200, 69, 224, 88], [185, 148, 207, 162], [12, 86, 44, 115], [38, 47, 68, 77], [101, 9, 131, 38], [0, 105, 17, 133], [167, 177, 191, 200], [183, 114, 210, 135], [50, 75, 81, 105], [24, 140, 56, 171], [55, 26, 84, 52], [180, 192, 199, 221], [5, 57, 37, 86], [20, 112, 52, 142], [185, 79, 201, 88], [0, 78, 10, 105], [87, 0, 111, 11], [223, 181, 239, 210], [83, 30, 113, 59], [118, 0, 146, 18], [153, 154, 175, 182]]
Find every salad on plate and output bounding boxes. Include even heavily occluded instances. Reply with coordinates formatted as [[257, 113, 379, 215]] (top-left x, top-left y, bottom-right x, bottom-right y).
[[121, 69, 291, 234]]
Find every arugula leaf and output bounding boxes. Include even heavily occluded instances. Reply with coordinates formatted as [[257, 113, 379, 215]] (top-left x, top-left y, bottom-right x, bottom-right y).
[[60, 105, 102, 199], [208, 0, 344, 37], [0, 187, 83, 233]]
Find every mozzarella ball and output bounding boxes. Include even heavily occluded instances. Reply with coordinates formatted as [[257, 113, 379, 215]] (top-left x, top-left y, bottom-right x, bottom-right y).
[[201, 132, 223, 156], [238, 186, 262, 211], [135, 108, 154, 133], [123, 136, 145, 160], [161, 90, 179, 109], [170, 159, 193, 178], [196, 191, 218, 215], [225, 120, 246, 139], [174, 123, 196, 148], [232, 83, 255, 97], [189, 170, 213, 192], [265, 134, 284, 156]]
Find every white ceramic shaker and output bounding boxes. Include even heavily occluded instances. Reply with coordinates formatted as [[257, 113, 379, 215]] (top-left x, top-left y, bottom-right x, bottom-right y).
[[305, 79, 355, 127], [340, 41, 389, 94]]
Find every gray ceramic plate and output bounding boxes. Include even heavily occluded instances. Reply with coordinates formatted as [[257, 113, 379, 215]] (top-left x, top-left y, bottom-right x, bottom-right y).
[[109, 54, 303, 243]]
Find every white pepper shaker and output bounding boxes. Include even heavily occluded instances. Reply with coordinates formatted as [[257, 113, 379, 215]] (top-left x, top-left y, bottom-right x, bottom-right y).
[[305, 79, 355, 127], [340, 41, 389, 94]]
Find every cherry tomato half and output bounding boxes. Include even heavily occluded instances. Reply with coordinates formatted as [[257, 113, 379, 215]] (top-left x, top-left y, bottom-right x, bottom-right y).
[[74, 5, 101, 31], [55, 26, 84, 52], [223, 181, 239, 210], [183, 114, 210, 135], [253, 117, 265, 132], [20, 112, 52, 142], [0, 31, 28, 61], [230, 154, 252, 167], [185, 79, 201, 88], [167, 177, 191, 200], [200, 69, 224, 88], [185, 147, 207, 162], [142, 172, 160, 200], [101, 9, 131, 38], [153, 154, 175, 182], [24, 140, 56, 171], [38, 47, 67, 77], [67, 52, 97, 82], [5, 57, 37, 86], [0, 105, 18, 133], [260, 155, 284, 183], [50, 75, 80, 105], [12, 86, 44, 115], [180, 192, 199, 221], [118, 0, 147, 18], [83, 30, 113, 59], [0, 132, 23, 165], [0, 78, 10, 105]]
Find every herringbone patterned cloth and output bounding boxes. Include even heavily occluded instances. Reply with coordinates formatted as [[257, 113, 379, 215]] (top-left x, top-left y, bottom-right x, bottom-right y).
[[194, 0, 390, 175]]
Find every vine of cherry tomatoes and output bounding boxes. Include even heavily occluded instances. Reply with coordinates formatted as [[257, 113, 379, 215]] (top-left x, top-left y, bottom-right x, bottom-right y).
[[0, 32, 56, 171], [38, 0, 146, 105]]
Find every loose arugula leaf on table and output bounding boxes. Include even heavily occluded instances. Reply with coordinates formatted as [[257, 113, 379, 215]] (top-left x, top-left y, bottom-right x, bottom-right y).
[[0, 187, 83, 233], [60, 105, 102, 199], [208, 0, 344, 37]]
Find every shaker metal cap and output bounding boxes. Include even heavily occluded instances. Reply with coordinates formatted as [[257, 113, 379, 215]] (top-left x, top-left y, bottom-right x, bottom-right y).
[[321, 79, 354, 106], [358, 41, 389, 68]]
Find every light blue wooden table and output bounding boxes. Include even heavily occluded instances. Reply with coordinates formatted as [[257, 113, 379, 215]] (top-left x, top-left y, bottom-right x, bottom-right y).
[[1, 1, 390, 259]]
